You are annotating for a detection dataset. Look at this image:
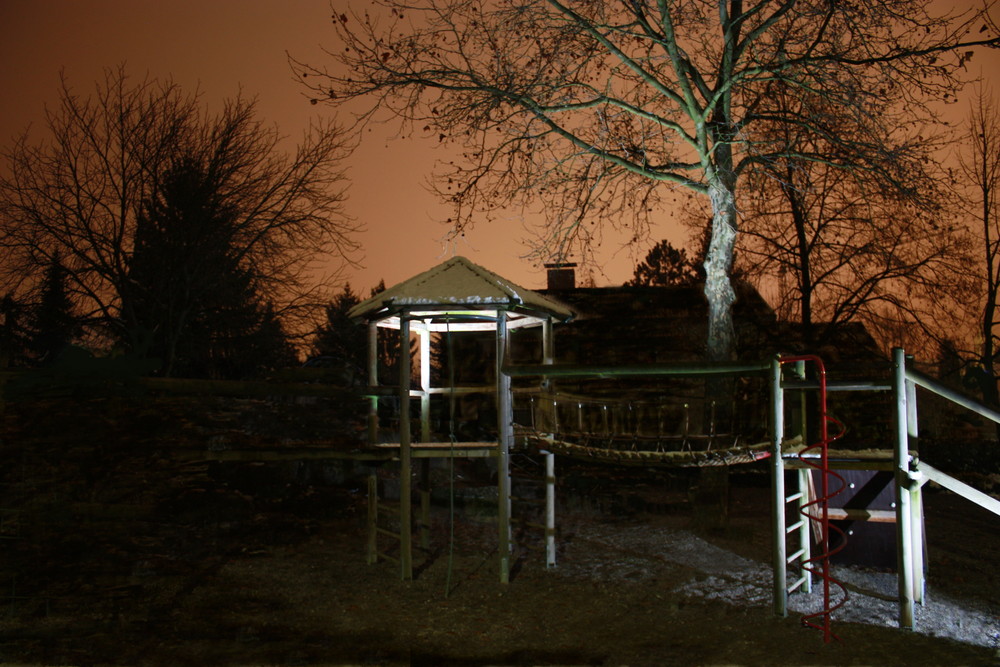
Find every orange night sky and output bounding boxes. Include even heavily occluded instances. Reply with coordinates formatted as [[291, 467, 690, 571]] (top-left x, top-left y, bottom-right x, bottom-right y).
[[0, 0, 653, 294], [1, 1, 996, 295]]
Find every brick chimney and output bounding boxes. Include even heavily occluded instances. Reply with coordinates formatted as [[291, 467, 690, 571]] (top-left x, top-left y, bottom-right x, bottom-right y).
[[544, 262, 576, 290]]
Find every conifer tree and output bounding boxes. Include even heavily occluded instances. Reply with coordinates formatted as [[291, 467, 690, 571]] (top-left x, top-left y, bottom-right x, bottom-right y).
[[626, 240, 701, 287], [128, 157, 293, 378], [29, 254, 77, 364]]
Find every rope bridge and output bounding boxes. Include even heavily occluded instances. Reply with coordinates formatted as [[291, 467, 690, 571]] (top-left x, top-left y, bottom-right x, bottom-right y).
[[514, 391, 773, 467]]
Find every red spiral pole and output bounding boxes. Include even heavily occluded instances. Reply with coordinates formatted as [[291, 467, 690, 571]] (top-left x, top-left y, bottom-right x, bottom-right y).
[[780, 355, 849, 643]]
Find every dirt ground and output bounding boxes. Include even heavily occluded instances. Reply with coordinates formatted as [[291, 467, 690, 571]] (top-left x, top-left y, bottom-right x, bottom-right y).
[[2, 395, 999, 666], [2, 474, 999, 666]]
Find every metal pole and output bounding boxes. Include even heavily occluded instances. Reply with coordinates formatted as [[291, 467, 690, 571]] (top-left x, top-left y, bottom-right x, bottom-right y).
[[399, 317, 413, 581], [770, 356, 788, 617], [892, 348, 914, 629], [497, 312, 513, 583]]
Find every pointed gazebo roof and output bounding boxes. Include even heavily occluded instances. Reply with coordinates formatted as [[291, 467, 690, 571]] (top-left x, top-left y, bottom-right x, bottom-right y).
[[348, 256, 574, 329]]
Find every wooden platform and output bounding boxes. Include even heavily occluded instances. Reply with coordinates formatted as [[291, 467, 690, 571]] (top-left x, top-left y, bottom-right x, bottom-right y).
[[782, 447, 914, 471], [172, 441, 500, 462], [373, 441, 499, 458]]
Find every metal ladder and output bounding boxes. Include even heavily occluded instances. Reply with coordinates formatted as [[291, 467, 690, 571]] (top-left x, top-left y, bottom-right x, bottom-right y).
[[783, 468, 814, 597], [771, 355, 848, 643]]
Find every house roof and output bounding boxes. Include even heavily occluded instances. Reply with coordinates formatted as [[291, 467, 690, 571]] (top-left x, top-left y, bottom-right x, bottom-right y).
[[348, 256, 575, 327]]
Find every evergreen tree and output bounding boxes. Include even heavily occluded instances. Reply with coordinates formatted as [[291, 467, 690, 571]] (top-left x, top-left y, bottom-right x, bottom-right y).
[[127, 157, 293, 378], [29, 254, 77, 363], [626, 240, 701, 287], [0, 67, 357, 351], [312, 283, 366, 383], [0, 292, 29, 368], [368, 280, 417, 388]]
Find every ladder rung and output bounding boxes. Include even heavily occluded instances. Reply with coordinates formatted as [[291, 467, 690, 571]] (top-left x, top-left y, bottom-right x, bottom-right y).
[[786, 520, 805, 534], [376, 551, 400, 565], [785, 492, 804, 503], [786, 548, 806, 564], [375, 527, 401, 539], [787, 575, 808, 593]]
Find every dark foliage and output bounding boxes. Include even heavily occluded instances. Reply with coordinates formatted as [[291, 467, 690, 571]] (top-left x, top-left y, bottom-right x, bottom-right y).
[[312, 283, 366, 384], [312, 280, 413, 388], [126, 157, 295, 378], [0, 66, 357, 360], [27, 254, 79, 364], [0, 292, 30, 368], [626, 240, 701, 287]]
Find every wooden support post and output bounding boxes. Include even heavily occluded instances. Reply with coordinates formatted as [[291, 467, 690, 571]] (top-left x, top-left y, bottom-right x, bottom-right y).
[[542, 317, 554, 393], [793, 360, 807, 442], [911, 484, 925, 605], [497, 313, 513, 583], [905, 378, 925, 606], [416, 325, 432, 554], [367, 473, 378, 565], [545, 451, 556, 568], [770, 356, 788, 617], [368, 323, 379, 445], [892, 348, 914, 630], [399, 318, 413, 581], [420, 458, 431, 552], [418, 327, 431, 443]]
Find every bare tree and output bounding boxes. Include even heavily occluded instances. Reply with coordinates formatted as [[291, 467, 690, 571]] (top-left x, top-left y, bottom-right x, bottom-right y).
[[0, 65, 359, 353], [295, 0, 998, 361], [737, 91, 972, 355], [957, 85, 1000, 406]]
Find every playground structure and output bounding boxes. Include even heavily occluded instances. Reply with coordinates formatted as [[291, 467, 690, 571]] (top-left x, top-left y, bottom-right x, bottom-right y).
[[352, 257, 1000, 635]]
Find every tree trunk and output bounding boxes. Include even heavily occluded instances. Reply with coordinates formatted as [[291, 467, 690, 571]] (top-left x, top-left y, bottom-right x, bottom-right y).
[[783, 177, 815, 346], [704, 177, 738, 362]]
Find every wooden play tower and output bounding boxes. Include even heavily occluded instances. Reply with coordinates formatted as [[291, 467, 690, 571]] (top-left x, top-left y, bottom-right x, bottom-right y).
[[349, 256, 1000, 636], [348, 256, 574, 582]]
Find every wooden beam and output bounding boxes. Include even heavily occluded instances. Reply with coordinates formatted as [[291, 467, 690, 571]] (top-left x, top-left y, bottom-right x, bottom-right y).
[[811, 508, 897, 523], [917, 462, 1000, 518]]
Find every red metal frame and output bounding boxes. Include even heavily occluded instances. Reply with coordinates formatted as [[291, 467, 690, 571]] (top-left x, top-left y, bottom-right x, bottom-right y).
[[780, 355, 849, 643]]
